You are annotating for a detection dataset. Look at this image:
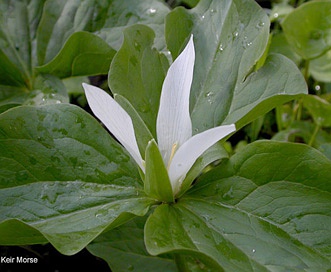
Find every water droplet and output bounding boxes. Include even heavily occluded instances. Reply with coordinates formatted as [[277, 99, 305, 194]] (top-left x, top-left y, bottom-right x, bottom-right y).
[[201, 15, 205, 20], [222, 186, 234, 200], [219, 43, 224, 51], [273, 13, 279, 18], [256, 21, 265, 29], [242, 36, 252, 49], [205, 91, 214, 104], [177, 163, 182, 167], [95, 209, 109, 222], [210, 8, 216, 14], [252, 249, 256, 253], [147, 8, 156, 15], [315, 85, 321, 91], [232, 31, 239, 40]]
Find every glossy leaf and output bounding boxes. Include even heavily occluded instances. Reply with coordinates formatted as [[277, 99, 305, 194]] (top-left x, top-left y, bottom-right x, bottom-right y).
[[36, 32, 116, 78], [108, 24, 169, 137], [87, 216, 177, 272], [0, 104, 155, 254], [144, 139, 173, 203], [281, 0, 331, 60], [0, 0, 44, 87], [145, 141, 331, 270], [165, 0, 307, 132], [37, 0, 170, 65]]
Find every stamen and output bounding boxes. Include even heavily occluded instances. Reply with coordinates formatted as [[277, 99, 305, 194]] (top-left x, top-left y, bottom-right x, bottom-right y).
[[167, 142, 178, 169]]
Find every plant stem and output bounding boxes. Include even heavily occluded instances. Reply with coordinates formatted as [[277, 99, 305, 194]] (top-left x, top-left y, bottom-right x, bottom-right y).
[[308, 124, 320, 146], [174, 254, 190, 272], [303, 60, 310, 82]]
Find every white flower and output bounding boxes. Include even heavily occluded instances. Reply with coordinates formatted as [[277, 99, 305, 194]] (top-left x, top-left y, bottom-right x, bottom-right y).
[[83, 35, 235, 196]]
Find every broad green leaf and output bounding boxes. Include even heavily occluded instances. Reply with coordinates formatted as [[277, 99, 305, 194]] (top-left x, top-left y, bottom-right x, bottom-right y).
[[0, 104, 155, 254], [310, 49, 331, 83], [145, 139, 173, 203], [281, 0, 331, 60], [222, 54, 307, 129], [303, 95, 331, 127], [165, 0, 307, 132], [145, 141, 331, 270], [36, 32, 116, 78], [37, 0, 170, 65], [108, 24, 169, 137], [87, 215, 177, 272], [0, 0, 44, 87]]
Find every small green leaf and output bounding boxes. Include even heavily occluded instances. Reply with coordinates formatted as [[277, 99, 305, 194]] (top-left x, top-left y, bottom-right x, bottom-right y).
[[0, 0, 43, 87], [282, 0, 331, 60], [108, 24, 169, 137], [303, 95, 331, 127], [272, 121, 331, 148], [37, 32, 116, 78], [87, 215, 177, 272], [115, 94, 154, 158], [145, 139, 173, 203]]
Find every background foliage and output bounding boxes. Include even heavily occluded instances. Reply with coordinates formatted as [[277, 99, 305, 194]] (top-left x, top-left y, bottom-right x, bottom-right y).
[[0, 0, 330, 271]]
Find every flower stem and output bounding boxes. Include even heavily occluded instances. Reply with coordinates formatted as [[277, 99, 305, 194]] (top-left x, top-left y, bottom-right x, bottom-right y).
[[308, 124, 320, 146], [174, 254, 189, 272]]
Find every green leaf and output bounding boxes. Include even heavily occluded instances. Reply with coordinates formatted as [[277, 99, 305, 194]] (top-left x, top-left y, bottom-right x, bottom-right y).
[[87, 215, 177, 272], [37, 0, 170, 65], [310, 49, 331, 83], [145, 141, 331, 270], [269, 32, 301, 66], [222, 54, 307, 129], [0, 104, 155, 254], [178, 142, 229, 198], [281, 0, 331, 60], [36, 32, 116, 78], [0, 0, 44, 87], [165, 0, 307, 132], [272, 121, 331, 148], [303, 95, 331, 127], [108, 24, 169, 137], [115, 94, 154, 158], [145, 139, 173, 203]]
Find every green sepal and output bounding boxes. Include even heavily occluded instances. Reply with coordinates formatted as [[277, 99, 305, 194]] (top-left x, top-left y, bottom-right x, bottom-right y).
[[144, 139, 174, 203]]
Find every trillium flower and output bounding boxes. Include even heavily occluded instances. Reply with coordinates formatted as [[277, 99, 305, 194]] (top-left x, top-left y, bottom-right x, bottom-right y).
[[83, 35, 235, 198]]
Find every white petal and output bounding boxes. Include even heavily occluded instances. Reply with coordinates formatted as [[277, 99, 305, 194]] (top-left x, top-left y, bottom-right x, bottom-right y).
[[168, 124, 236, 193], [156, 35, 195, 165], [83, 83, 144, 171]]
